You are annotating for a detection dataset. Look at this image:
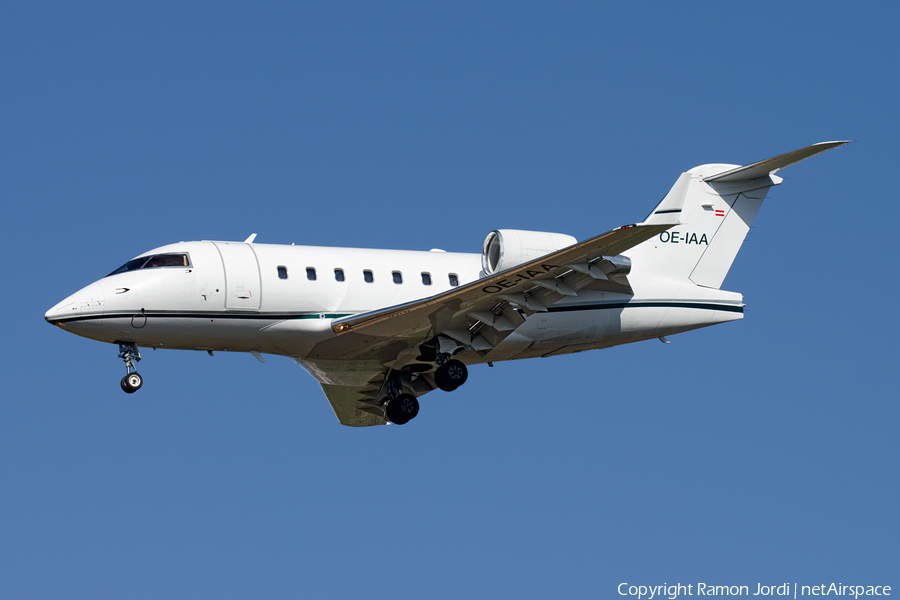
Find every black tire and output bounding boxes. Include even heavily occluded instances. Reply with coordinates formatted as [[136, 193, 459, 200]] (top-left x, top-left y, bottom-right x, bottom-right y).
[[386, 393, 419, 425], [434, 366, 458, 392], [436, 359, 468, 391], [121, 372, 142, 394]]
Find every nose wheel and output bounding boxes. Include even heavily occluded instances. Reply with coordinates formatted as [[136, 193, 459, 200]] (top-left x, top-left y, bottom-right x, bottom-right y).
[[117, 342, 143, 394], [121, 372, 143, 393]]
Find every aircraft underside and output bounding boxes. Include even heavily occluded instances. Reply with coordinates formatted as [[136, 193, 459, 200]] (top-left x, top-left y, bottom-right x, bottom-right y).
[[54, 294, 742, 418]]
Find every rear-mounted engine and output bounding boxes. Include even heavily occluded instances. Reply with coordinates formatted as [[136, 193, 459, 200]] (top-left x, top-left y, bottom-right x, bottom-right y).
[[481, 229, 577, 275]]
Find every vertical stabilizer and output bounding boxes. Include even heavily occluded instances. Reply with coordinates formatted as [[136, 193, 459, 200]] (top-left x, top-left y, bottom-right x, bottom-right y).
[[629, 141, 848, 289], [687, 177, 769, 288]]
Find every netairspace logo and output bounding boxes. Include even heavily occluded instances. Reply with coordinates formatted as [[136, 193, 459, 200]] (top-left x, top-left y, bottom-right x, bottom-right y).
[[617, 583, 892, 599]]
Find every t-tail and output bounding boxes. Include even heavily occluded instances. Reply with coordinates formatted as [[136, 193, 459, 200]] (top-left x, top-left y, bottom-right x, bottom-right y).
[[629, 141, 849, 288]]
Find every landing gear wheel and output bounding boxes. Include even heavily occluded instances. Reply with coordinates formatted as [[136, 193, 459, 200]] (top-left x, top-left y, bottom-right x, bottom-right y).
[[435, 359, 468, 392], [121, 372, 143, 394], [434, 367, 457, 392], [117, 342, 143, 394], [385, 393, 419, 425]]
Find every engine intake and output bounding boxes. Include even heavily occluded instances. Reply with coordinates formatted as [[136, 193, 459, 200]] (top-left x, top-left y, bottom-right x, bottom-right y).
[[481, 229, 577, 275]]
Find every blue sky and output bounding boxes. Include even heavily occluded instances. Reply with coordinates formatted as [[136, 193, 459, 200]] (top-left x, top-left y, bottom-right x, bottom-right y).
[[2, 2, 898, 598]]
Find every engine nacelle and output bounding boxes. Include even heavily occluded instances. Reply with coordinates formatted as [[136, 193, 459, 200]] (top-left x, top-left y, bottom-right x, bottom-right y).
[[599, 254, 631, 276], [481, 229, 577, 275]]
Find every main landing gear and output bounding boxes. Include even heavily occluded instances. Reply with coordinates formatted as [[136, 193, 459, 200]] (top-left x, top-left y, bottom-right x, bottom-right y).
[[118, 342, 143, 394], [384, 355, 467, 424], [381, 368, 421, 425], [385, 393, 419, 425], [434, 356, 468, 392], [371, 342, 476, 425]]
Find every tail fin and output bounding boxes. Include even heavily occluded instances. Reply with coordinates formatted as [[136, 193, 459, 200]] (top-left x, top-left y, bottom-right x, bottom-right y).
[[629, 141, 848, 289]]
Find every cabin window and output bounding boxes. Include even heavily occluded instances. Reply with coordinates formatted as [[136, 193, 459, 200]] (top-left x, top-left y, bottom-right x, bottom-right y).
[[277, 266, 288, 280], [392, 271, 403, 284], [306, 267, 317, 281], [334, 268, 345, 282], [421, 272, 432, 285], [363, 270, 374, 283], [449, 273, 459, 287]]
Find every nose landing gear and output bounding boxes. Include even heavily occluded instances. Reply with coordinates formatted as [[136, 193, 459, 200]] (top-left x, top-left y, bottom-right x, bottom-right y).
[[118, 342, 143, 394]]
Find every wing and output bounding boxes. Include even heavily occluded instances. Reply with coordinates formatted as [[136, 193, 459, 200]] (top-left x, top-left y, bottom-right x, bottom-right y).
[[309, 222, 674, 370], [305, 223, 671, 426], [304, 179, 687, 426], [299, 357, 440, 427], [302, 177, 687, 426], [320, 382, 388, 427]]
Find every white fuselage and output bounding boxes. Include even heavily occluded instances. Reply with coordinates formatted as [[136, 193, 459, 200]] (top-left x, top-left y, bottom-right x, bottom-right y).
[[45, 239, 743, 366]]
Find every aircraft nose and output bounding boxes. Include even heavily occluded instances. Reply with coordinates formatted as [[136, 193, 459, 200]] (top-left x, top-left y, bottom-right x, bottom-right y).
[[45, 295, 78, 324], [45, 281, 106, 325]]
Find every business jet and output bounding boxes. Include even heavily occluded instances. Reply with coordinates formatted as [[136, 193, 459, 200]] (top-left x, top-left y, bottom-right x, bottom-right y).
[[45, 141, 847, 426]]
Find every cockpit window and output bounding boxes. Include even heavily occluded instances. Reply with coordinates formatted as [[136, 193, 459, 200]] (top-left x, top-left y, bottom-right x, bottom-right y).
[[108, 257, 149, 276], [108, 253, 191, 276], [144, 254, 189, 268]]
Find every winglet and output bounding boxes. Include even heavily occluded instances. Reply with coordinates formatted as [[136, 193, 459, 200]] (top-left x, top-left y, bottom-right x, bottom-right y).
[[642, 172, 690, 225], [703, 141, 850, 183]]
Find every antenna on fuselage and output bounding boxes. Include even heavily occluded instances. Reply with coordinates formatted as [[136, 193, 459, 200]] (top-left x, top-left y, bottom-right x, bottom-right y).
[[244, 233, 257, 243]]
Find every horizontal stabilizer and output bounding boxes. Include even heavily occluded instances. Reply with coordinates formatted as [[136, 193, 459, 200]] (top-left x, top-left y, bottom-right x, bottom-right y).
[[703, 141, 850, 183]]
